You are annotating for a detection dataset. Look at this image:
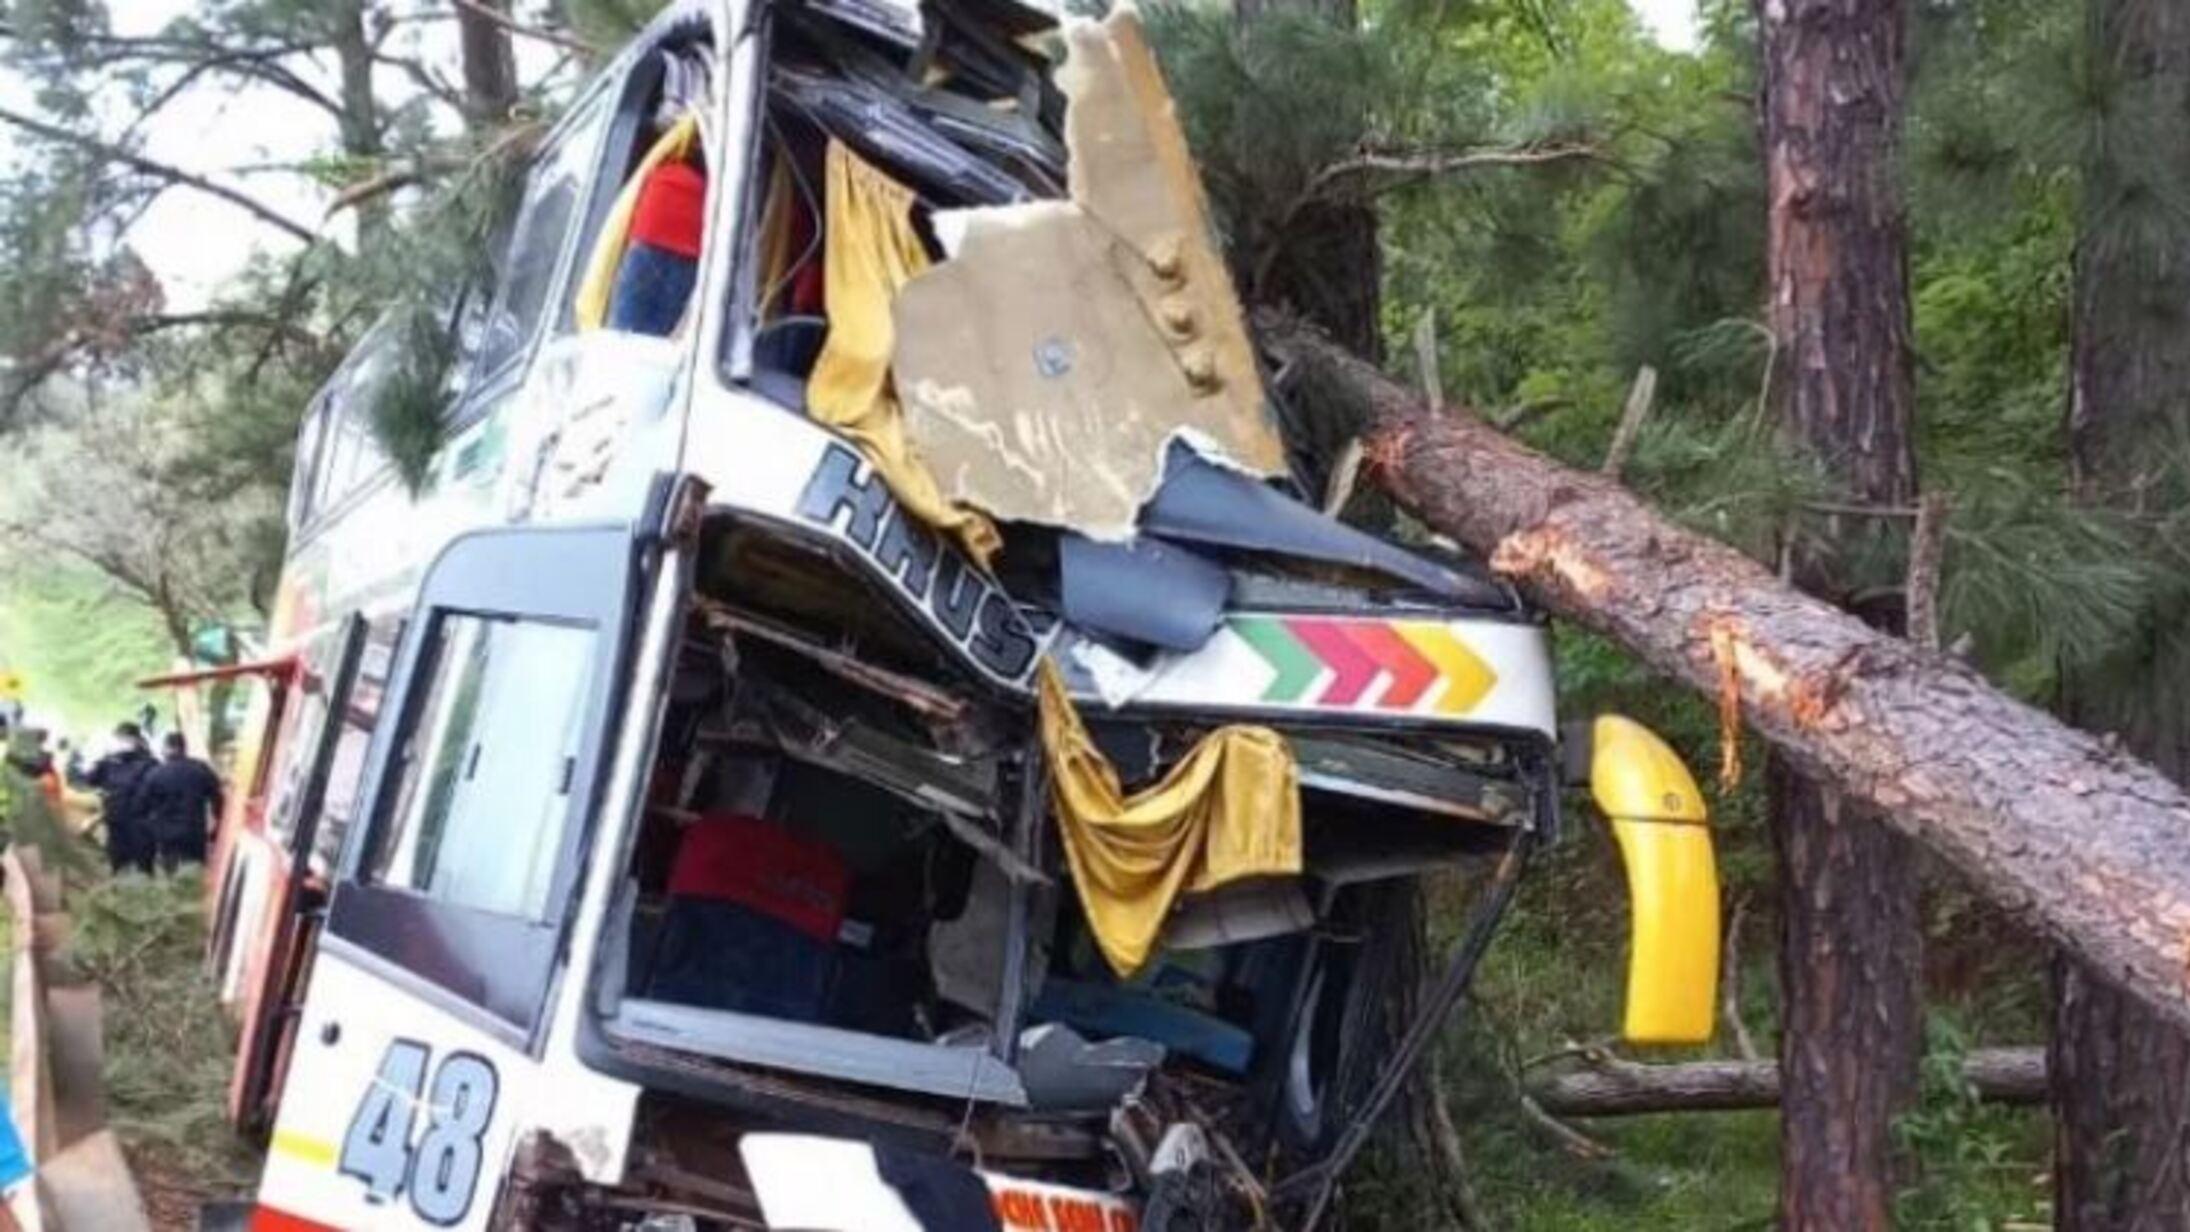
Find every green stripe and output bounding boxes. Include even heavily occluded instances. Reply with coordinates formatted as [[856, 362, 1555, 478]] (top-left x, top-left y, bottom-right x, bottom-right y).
[[1233, 617, 1320, 702]]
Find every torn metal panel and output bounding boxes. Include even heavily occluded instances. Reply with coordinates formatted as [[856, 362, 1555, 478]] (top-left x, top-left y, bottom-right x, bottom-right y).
[[1059, 533, 1230, 651], [1056, 6, 1272, 471], [800, 0, 927, 48], [891, 7, 1285, 539], [894, 204, 1197, 534], [693, 595, 970, 720], [1161, 881, 1313, 951], [772, 64, 1035, 206], [931, 862, 1055, 1013], [782, 10, 1066, 194], [1144, 445, 1505, 603]]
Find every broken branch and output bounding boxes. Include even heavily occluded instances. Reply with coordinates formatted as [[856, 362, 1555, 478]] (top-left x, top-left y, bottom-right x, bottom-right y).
[[1255, 143, 1599, 298], [1529, 1049, 2047, 1116], [1720, 892, 1760, 1061], [1907, 491, 1948, 652], [1599, 365, 1657, 479], [1304, 143, 1603, 201], [1411, 309, 1442, 405]]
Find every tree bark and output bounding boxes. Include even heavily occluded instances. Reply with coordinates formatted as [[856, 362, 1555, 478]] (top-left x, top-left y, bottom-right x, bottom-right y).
[[1756, 2, 1923, 1225], [2052, 1, 2190, 1226], [1254, 313, 2190, 1039], [327, 0, 387, 238], [1769, 768, 1921, 1229], [457, 0, 522, 132], [1529, 1049, 2047, 1117]]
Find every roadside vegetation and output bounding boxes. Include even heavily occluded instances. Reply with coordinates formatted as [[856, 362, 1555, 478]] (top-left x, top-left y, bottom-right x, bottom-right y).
[[72, 871, 259, 1219], [1156, 0, 2100, 1222], [0, 771, 252, 1226], [1325, 640, 2053, 1229]]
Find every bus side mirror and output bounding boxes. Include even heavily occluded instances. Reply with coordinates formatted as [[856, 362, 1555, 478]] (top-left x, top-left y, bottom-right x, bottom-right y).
[[1577, 715, 1720, 1046]]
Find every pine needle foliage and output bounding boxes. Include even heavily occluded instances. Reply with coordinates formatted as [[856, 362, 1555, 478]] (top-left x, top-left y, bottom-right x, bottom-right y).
[[1146, 0, 1598, 294], [349, 140, 530, 490], [1937, 479, 2153, 687]]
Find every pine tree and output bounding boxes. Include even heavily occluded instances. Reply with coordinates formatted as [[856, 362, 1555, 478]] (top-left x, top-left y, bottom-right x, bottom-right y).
[[0, 1, 551, 625], [1756, 0, 1925, 1225], [2049, 0, 2190, 1225]]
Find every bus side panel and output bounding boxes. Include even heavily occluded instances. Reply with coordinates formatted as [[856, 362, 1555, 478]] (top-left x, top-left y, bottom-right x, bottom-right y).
[[226, 831, 310, 1130], [257, 948, 637, 1230], [217, 834, 279, 1009], [206, 683, 277, 942]]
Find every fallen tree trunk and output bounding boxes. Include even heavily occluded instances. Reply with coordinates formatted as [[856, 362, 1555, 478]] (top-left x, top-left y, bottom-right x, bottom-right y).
[[1529, 1049, 2047, 1117], [1257, 314, 2190, 1031]]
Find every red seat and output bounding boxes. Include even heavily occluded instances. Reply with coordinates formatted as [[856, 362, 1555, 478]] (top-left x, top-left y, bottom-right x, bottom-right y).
[[666, 813, 849, 943]]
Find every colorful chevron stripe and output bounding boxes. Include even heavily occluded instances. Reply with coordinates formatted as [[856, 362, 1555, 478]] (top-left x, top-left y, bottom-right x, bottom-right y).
[[1230, 616, 1499, 715]]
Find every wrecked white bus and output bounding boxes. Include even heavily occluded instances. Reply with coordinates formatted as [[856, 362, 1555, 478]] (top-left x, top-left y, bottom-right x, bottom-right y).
[[207, 1, 1722, 1228]]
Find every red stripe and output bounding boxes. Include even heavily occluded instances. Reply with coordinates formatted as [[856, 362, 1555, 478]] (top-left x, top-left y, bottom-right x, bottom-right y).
[[251, 1205, 342, 1232], [1340, 622, 1437, 709], [1287, 619, 1379, 706]]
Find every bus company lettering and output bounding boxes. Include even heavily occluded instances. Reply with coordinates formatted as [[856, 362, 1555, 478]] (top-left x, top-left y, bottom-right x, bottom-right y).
[[992, 1185, 1137, 1232], [797, 444, 1040, 681]]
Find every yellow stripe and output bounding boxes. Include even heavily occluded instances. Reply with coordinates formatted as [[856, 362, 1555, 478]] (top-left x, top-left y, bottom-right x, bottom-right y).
[[271, 1129, 339, 1168], [1394, 622, 1498, 715]]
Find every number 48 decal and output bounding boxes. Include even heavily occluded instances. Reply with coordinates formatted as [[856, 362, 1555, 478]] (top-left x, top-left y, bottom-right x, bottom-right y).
[[340, 1040, 500, 1225]]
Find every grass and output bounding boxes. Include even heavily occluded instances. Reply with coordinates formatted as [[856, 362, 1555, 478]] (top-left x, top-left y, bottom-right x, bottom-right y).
[[69, 870, 260, 1211], [1478, 1111, 1785, 1232], [1438, 870, 2052, 1231]]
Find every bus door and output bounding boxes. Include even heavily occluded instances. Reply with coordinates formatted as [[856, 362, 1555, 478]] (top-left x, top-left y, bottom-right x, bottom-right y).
[[229, 613, 370, 1134], [256, 521, 660, 1231]]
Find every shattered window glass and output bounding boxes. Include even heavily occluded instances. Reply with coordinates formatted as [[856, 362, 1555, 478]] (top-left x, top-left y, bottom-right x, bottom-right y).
[[473, 95, 611, 380]]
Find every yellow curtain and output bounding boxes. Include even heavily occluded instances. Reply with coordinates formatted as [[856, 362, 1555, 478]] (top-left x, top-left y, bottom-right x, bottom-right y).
[[1037, 660, 1303, 976], [573, 112, 704, 332], [807, 140, 1001, 565]]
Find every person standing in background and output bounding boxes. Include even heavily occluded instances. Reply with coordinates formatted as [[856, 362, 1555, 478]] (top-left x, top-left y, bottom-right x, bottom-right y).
[[75, 723, 156, 874], [137, 731, 224, 872]]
